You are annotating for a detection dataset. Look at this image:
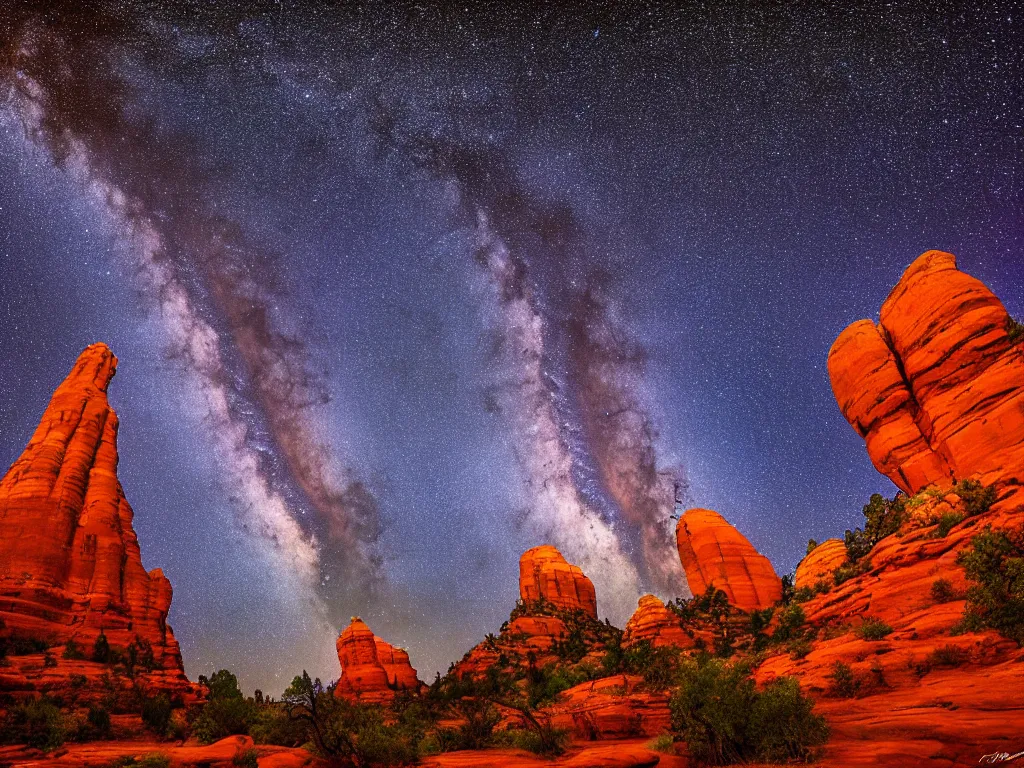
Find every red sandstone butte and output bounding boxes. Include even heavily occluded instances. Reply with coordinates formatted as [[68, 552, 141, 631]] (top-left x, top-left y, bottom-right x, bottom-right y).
[[794, 538, 848, 591], [519, 545, 598, 618], [335, 617, 424, 703], [828, 250, 1024, 494], [0, 343, 190, 695], [622, 594, 693, 649], [675, 508, 781, 611]]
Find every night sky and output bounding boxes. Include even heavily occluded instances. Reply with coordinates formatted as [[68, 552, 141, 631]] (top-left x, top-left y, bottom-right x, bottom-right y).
[[1, 1, 1022, 695]]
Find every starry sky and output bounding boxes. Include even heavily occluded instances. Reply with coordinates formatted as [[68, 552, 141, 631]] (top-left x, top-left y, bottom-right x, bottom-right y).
[[1, 1, 1022, 695]]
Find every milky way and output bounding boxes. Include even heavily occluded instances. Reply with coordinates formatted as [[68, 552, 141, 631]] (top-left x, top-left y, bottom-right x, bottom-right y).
[[1, 1, 1022, 693]]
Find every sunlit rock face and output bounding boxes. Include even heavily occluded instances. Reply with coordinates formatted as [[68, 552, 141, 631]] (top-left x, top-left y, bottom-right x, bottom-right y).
[[334, 617, 424, 703], [674, 508, 782, 612], [0, 343, 191, 696], [829, 250, 1024, 494], [622, 594, 694, 649], [519, 544, 598, 619], [794, 539, 849, 591]]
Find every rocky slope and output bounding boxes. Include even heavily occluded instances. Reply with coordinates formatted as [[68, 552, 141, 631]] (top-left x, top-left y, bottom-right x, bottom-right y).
[[0, 344, 194, 702], [334, 617, 425, 703]]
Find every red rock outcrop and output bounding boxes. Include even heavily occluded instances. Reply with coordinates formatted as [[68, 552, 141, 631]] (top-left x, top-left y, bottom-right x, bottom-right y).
[[0, 343, 190, 697], [519, 545, 598, 619], [622, 595, 693, 649], [335, 617, 424, 703], [794, 539, 848, 591], [828, 251, 1024, 494], [674, 508, 782, 611]]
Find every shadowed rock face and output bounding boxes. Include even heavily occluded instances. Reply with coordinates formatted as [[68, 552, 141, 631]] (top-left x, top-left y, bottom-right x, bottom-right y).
[[0, 343, 189, 694], [519, 545, 598, 619], [335, 617, 423, 703], [828, 250, 1024, 494], [795, 539, 848, 591], [675, 508, 782, 612]]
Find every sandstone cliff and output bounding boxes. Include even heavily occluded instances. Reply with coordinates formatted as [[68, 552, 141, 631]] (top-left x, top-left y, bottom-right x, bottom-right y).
[[335, 617, 424, 703], [0, 344, 191, 698]]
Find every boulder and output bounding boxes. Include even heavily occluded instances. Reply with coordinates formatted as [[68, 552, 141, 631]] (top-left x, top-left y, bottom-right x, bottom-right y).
[[519, 545, 598, 618], [675, 508, 782, 611], [335, 617, 424, 703]]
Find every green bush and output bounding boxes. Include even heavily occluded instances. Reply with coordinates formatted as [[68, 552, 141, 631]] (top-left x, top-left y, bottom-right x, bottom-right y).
[[954, 479, 998, 517], [931, 579, 959, 603], [141, 693, 172, 736], [845, 492, 906, 562], [1007, 315, 1024, 345], [86, 704, 112, 739], [668, 656, 827, 765], [62, 639, 85, 660], [93, 632, 111, 664], [492, 724, 570, 756], [647, 732, 675, 754], [787, 639, 812, 660], [1, 699, 68, 750], [105, 753, 171, 768], [855, 618, 893, 641], [826, 661, 859, 698], [773, 604, 806, 644], [927, 644, 969, 668], [806, 540, 819, 555], [620, 640, 681, 689], [232, 747, 259, 768], [934, 513, 966, 538], [953, 526, 1024, 644]]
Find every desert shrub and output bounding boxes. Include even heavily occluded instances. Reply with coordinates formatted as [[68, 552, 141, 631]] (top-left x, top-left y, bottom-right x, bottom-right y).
[[806, 539, 819, 555], [141, 693, 172, 736], [93, 632, 111, 664], [927, 644, 969, 668], [647, 732, 675, 754], [826, 661, 859, 698], [282, 671, 420, 764], [63, 639, 85, 660], [43, 650, 58, 667], [953, 526, 1024, 644], [773, 604, 806, 644], [70, 674, 88, 688], [192, 669, 256, 743], [855, 618, 893, 641], [620, 640, 681, 689], [232, 747, 259, 768], [931, 578, 959, 603], [955, 479, 998, 517], [845, 492, 906, 562], [669, 656, 827, 765], [82, 704, 112, 740], [5, 636, 50, 655], [492, 724, 570, 756], [1007, 315, 1024, 345], [105, 753, 171, 768], [833, 559, 869, 586], [934, 513, 966, 538], [1, 698, 68, 750], [787, 639, 812, 660]]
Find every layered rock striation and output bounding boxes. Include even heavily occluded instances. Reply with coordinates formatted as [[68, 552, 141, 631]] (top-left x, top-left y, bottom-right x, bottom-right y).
[[0, 344, 189, 695], [828, 250, 1024, 494], [335, 617, 424, 703], [519, 545, 598, 618], [794, 539, 848, 591], [622, 594, 693, 650], [674, 508, 781, 611]]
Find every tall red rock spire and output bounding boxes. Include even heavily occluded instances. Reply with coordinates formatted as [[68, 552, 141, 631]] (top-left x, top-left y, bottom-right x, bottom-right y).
[[675, 508, 782, 612], [828, 251, 1024, 493], [0, 343, 189, 693]]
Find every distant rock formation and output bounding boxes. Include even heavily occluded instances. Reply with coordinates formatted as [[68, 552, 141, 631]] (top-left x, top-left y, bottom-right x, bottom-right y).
[[829, 250, 1024, 494], [519, 545, 598, 618], [675, 508, 782, 611], [0, 343, 191, 697], [794, 539, 848, 591], [335, 617, 424, 703], [622, 594, 694, 649]]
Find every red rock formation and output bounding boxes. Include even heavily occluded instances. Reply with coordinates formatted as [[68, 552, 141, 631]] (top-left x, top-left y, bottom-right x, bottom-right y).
[[335, 617, 424, 703], [519, 545, 598, 619], [828, 251, 1024, 494], [794, 539, 848, 591], [622, 595, 693, 649], [674, 508, 781, 611], [0, 343, 190, 696]]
